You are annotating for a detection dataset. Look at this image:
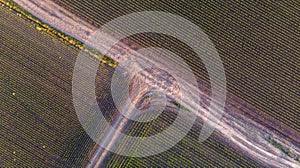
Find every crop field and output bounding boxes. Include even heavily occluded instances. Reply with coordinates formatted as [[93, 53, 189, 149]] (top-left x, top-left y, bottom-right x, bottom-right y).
[[100, 114, 262, 167], [0, 6, 100, 167], [2, 0, 299, 167], [46, 0, 300, 166], [53, 0, 300, 132], [93, 70, 263, 167]]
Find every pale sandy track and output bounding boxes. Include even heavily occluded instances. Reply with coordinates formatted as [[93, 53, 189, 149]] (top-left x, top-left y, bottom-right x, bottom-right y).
[[13, 1, 300, 167]]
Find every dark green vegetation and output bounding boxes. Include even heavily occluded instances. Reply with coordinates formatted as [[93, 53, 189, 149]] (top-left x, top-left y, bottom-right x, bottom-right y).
[[171, 101, 189, 112], [264, 135, 299, 162], [0, 6, 98, 167]]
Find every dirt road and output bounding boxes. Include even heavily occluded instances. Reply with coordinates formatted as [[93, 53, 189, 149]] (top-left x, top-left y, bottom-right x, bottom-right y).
[[13, 1, 300, 167]]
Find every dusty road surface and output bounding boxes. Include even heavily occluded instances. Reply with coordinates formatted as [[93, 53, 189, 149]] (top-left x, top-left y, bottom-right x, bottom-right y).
[[13, 0, 300, 167]]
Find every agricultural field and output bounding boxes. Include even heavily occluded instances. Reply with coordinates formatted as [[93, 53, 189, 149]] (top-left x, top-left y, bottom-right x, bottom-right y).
[[48, 0, 299, 166], [105, 126, 262, 167], [93, 68, 264, 167], [53, 0, 300, 132], [0, 5, 99, 167], [1, 0, 299, 167]]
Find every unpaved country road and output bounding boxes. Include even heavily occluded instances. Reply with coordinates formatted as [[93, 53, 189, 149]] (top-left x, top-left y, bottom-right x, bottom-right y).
[[13, 1, 300, 167]]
